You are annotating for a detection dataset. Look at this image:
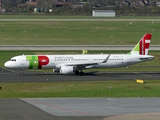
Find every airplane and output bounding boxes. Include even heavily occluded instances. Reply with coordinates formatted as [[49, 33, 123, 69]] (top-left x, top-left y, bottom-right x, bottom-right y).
[[4, 33, 154, 76]]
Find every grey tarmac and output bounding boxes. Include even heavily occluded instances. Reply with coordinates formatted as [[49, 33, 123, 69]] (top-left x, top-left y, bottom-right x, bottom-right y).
[[0, 99, 54, 120], [22, 98, 160, 116], [0, 99, 104, 120], [0, 67, 160, 82], [0, 98, 160, 120]]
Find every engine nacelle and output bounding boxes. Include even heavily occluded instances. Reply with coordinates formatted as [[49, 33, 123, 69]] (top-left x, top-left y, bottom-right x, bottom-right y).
[[53, 69, 60, 73], [60, 66, 74, 74]]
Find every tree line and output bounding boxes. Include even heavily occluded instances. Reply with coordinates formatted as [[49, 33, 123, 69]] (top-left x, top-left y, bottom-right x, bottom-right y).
[[1, 0, 160, 16]]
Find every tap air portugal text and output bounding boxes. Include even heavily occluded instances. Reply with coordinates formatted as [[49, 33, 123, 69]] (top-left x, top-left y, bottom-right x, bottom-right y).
[[4, 33, 154, 75]]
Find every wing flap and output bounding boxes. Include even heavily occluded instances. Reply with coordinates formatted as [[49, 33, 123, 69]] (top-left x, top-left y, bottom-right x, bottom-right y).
[[65, 62, 98, 67]]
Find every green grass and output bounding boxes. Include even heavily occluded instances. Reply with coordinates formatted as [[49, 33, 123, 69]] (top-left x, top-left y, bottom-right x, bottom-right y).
[[0, 80, 160, 98], [0, 21, 159, 45]]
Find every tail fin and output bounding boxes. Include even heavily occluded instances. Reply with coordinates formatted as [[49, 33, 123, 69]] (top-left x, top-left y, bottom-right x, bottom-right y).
[[130, 33, 152, 55]]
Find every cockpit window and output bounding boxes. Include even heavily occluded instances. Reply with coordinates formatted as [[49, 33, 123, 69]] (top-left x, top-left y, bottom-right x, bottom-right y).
[[10, 59, 16, 61]]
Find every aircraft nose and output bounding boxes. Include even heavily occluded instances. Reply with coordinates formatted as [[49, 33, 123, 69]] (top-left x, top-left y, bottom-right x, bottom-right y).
[[4, 61, 10, 68]]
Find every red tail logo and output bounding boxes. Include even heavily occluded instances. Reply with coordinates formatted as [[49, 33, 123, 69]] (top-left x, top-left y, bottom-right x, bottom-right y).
[[139, 34, 152, 55]]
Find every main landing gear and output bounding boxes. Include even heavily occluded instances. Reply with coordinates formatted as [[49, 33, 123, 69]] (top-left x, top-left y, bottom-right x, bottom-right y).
[[75, 70, 79, 75], [79, 71, 84, 76], [75, 70, 84, 76], [20, 69, 24, 76]]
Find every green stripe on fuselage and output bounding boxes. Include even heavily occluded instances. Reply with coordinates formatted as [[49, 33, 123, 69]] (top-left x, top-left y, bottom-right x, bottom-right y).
[[26, 56, 38, 69]]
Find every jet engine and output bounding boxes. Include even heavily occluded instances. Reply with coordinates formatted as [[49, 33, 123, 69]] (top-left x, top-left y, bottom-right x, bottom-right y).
[[53, 69, 60, 73], [60, 66, 74, 74]]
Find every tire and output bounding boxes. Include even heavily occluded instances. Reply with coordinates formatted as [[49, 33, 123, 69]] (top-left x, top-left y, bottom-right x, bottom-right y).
[[75, 70, 79, 75], [80, 72, 84, 76]]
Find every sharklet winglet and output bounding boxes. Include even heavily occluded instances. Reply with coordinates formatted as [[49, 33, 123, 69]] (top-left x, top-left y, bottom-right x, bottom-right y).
[[102, 54, 110, 63]]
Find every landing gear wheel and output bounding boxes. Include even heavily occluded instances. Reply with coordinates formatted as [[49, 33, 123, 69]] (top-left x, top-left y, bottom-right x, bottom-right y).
[[75, 70, 79, 75], [20, 73, 24, 76], [20, 69, 24, 76], [80, 72, 84, 76]]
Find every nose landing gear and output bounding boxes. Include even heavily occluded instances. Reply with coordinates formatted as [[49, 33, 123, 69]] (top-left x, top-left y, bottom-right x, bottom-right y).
[[20, 69, 24, 76]]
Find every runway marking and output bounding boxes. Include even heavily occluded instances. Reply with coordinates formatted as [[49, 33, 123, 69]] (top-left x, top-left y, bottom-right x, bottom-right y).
[[0, 73, 15, 74], [134, 72, 139, 74], [0, 67, 16, 73], [141, 74, 152, 77], [134, 72, 152, 77], [22, 98, 92, 116], [133, 72, 140, 74]]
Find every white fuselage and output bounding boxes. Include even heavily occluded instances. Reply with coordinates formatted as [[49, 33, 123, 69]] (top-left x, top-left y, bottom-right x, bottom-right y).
[[4, 54, 154, 70], [4, 33, 154, 75]]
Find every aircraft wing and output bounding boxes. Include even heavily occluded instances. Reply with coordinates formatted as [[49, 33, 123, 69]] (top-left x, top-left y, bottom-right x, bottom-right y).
[[65, 62, 99, 68], [65, 54, 110, 67], [56, 62, 99, 69], [56, 54, 110, 69]]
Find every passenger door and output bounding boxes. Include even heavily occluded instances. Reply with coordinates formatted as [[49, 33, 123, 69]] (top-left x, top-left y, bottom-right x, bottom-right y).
[[20, 56, 25, 65]]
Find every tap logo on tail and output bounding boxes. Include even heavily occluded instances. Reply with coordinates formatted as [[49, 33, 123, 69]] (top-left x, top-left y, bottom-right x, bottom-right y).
[[139, 34, 152, 55], [131, 33, 152, 55]]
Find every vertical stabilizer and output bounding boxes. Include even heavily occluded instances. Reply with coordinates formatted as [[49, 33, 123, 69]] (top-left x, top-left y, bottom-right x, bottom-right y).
[[130, 33, 152, 55]]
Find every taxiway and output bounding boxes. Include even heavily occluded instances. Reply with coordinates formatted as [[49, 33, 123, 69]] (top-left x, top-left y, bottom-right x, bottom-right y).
[[0, 98, 160, 120], [0, 67, 159, 82]]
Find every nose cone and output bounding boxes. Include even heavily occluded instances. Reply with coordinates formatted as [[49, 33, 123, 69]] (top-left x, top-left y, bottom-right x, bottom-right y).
[[4, 61, 10, 68]]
